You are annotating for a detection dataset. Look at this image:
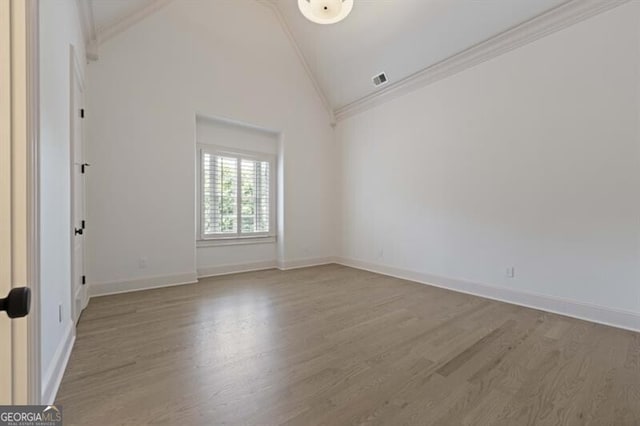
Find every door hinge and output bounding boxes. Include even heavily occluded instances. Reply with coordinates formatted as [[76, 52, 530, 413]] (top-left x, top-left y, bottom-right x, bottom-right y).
[[81, 220, 86, 230], [80, 108, 85, 118], [81, 163, 90, 173], [82, 275, 86, 285]]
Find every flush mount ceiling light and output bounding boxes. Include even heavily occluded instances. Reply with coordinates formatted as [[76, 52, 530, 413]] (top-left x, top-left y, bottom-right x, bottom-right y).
[[298, 0, 354, 25]]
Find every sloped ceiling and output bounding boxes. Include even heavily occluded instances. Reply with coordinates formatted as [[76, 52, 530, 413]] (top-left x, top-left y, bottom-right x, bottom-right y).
[[91, 0, 155, 33], [79, 0, 172, 48], [85, 0, 610, 116], [272, 0, 569, 110]]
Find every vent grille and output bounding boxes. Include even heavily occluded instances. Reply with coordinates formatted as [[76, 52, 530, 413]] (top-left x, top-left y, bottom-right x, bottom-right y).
[[372, 72, 388, 87]]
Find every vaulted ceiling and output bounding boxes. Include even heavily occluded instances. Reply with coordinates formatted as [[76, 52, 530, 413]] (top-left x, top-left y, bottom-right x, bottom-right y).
[[83, 0, 592, 117], [272, 0, 569, 111], [91, 0, 155, 32]]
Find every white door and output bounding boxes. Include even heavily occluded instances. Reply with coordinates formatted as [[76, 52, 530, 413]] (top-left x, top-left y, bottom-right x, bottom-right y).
[[71, 48, 88, 323]]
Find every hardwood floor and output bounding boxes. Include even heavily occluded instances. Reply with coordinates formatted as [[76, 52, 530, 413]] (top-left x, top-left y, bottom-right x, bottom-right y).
[[56, 264, 640, 425]]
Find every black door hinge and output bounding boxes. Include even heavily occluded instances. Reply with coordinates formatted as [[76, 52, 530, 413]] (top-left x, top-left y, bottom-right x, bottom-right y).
[[81, 220, 85, 230], [80, 108, 85, 118], [81, 163, 90, 173], [82, 275, 86, 285]]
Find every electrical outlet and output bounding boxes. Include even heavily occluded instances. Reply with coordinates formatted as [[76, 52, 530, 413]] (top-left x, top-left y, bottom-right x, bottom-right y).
[[506, 267, 515, 278], [138, 257, 147, 269]]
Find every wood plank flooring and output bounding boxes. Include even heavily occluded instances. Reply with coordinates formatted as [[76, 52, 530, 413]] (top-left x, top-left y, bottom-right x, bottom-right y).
[[56, 264, 640, 425]]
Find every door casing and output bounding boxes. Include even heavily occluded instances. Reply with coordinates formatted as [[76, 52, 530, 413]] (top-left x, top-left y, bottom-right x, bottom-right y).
[[70, 45, 88, 323]]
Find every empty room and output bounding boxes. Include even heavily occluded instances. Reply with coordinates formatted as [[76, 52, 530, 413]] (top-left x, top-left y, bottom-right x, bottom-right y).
[[1, 0, 639, 424]]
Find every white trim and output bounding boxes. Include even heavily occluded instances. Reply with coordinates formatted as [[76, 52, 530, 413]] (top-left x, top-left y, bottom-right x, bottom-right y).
[[25, 0, 40, 404], [40, 322, 74, 405], [69, 44, 87, 326], [258, 1, 335, 124], [86, 257, 640, 334], [336, 257, 640, 333], [70, 44, 85, 92], [90, 258, 336, 298], [75, 0, 97, 60], [197, 236, 276, 248], [334, 0, 631, 121], [74, 0, 629, 121], [198, 145, 277, 241], [198, 261, 278, 279], [96, 0, 175, 46], [89, 273, 198, 298], [277, 256, 337, 271]]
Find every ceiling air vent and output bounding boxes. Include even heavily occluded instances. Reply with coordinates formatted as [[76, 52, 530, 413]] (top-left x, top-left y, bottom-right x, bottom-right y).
[[372, 72, 388, 87]]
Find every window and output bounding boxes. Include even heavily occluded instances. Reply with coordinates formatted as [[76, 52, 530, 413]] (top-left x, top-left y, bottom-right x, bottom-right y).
[[199, 146, 275, 241]]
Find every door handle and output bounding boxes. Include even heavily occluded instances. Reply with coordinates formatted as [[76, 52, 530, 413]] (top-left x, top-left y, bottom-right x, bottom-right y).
[[74, 228, 83, 235], [0, 287, 31, 318]]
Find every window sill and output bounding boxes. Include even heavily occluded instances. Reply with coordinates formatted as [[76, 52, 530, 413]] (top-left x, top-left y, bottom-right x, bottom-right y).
[[197, 236, 276, 248]]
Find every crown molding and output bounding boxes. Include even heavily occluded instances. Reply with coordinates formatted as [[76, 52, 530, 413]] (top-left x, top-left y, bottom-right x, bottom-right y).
[[76, 0, 98, 61], [334, 0, 631, 121], [258, 0, 336, 124], [96, 0, 175, 46], [77, 0, 627, 121]]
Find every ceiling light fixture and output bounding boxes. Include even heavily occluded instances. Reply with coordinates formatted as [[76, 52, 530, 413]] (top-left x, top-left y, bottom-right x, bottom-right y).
[[298, 0, 354, 25]]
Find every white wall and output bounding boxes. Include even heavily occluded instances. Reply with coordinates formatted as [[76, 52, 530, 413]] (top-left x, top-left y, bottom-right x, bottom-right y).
[[39, 0, 86, 401], [195, 116, 278, 276], [86, 0, 337, 289], [337, 3, 640, 318], [196, 116, 278, 155]]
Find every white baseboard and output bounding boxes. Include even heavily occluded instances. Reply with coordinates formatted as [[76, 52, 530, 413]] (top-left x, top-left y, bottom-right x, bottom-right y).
[[89, 272, 198, 297], [41, 322, 75, 405], [198, 261, 278, 278], [90, 258, 337, 298], [336, 257, 640, 333], [199, 257, 337, 277], [87, 258, 639, 333], [278, 256, 337, 271]]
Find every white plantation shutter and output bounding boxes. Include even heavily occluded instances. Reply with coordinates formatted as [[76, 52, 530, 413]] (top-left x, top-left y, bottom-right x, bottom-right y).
[[201, 147, 274, 239], [240, 158, 270, 233], [203, 153, 238, 234]]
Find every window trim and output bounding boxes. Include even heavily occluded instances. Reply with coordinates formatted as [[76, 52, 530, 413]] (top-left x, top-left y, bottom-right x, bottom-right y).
[[197, 145, 277, 242]]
